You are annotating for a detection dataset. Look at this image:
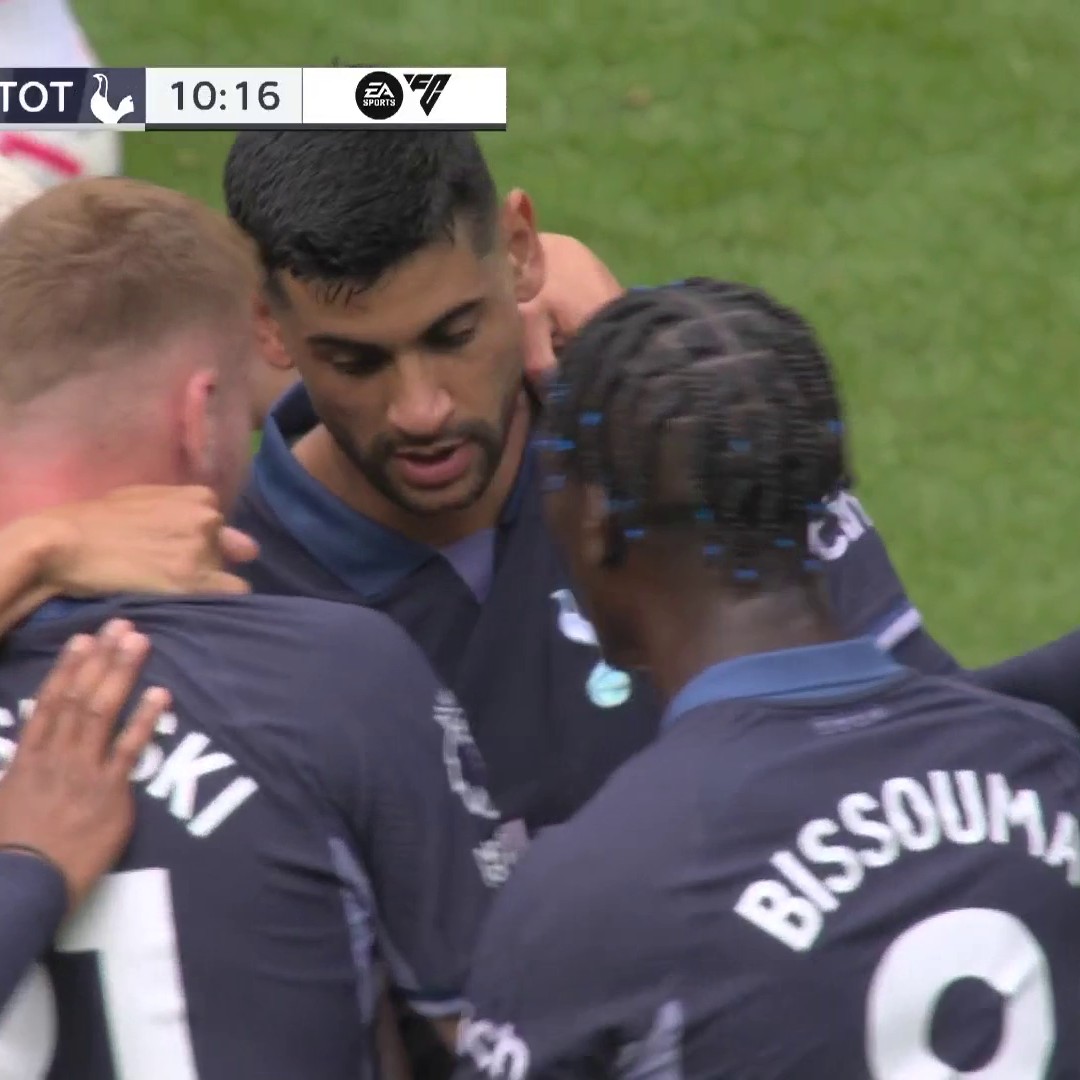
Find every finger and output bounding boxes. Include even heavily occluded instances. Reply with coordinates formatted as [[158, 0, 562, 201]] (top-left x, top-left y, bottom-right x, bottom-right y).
[[80, 630, 152, 763], [195, 571, 251, 596], [54, 620, 133, 748], [109, 686, 170, 776], [112, 484, 216, 508], [217, 526, 259, 564], [174, 485, 218, 506], [20, 633, 94, 751]]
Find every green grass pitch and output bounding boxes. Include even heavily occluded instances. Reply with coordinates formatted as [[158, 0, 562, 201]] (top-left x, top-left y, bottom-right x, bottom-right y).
[[78, 0, 1080, 666]]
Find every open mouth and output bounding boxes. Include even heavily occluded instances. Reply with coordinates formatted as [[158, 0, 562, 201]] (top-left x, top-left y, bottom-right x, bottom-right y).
[[398, 444, 460, 465], [393, 442, 474, 489]]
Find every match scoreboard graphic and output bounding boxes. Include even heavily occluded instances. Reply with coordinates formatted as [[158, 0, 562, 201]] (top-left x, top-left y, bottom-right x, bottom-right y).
[[0, 68, 506, 131]]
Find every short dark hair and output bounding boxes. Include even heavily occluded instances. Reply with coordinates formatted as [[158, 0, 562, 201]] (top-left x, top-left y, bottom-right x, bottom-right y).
[[542, 278, 851, 583], [223, 131, 499, 293]]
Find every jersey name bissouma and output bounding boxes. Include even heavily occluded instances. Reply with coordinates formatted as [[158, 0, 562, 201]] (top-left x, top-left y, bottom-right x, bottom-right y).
[[455, 639, 1080, 1079]]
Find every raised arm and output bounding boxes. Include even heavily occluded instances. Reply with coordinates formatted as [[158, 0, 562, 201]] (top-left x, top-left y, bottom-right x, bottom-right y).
[[0, 486, 258, 635]]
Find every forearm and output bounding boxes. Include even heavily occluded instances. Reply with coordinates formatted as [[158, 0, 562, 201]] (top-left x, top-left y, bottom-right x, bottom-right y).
[[0, 516, 67, 636], [0, 851, 68, 1011]]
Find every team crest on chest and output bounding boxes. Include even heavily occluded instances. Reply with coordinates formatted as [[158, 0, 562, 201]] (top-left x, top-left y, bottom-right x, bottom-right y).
[[550, 589, 632, 709]]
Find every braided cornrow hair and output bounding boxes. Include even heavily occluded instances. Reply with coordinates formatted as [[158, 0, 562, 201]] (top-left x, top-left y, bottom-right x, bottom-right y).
[[541, 278, 850, 583]]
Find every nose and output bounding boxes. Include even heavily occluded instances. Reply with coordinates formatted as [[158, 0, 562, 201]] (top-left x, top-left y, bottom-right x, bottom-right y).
[[386, 356, 454, 439]]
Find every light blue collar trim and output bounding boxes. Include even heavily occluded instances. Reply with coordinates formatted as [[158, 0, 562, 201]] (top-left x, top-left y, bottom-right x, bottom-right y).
[[662, 637, 905, 730]]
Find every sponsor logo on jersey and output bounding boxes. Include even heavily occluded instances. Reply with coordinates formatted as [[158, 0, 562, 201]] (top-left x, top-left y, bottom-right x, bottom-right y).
[[473, 819, 529, 888], [807, 489, 872, 562], [432, 689, 500, 821], [431, 690, 524, 887], [457, 1014, 530, 1080]]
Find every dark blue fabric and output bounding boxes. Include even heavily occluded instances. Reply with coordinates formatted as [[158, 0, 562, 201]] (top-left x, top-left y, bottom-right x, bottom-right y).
[[663, 637, 906, 729], [973, 629, 1080, 730], [0, 851, 67, 1013], [458, 669, 1080, 1078], [0, 593, 498, 1080]]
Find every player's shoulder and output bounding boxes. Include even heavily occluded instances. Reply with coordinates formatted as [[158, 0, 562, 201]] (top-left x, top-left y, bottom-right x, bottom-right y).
[[120, 592, 422, 663], [10, 593, 436, 715], [927, 671, 1080, 753]]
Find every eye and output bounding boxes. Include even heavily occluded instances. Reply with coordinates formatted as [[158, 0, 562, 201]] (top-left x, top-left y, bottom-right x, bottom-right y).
[[319, 348, 389, 377], [429, 324, 478, 351]]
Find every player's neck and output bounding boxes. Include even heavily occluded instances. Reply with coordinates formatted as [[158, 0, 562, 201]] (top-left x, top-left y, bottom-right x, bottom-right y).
[[0, 446, 178, 531], [295, 390, 532, 549], [636, 579, 843, 708]]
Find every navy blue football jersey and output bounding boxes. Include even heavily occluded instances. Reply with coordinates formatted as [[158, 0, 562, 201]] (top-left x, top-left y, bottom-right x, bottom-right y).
[[455, 639, 1080, 1079], [973, 627, 1080, 729], [0, 854, 68, 1015], [0, 594, 500, 1080], [232, 385, 947, 834]]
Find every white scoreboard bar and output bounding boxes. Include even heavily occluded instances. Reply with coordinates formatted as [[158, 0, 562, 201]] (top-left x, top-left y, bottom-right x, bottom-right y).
[[0, 68, 507, 131]]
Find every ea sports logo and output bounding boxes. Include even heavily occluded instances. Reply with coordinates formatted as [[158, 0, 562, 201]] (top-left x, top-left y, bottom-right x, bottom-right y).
[[354, 72, 403, 119]]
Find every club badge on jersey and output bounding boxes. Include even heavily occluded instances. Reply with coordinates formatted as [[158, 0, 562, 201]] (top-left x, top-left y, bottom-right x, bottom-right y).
[[550, 589, 632, 709], [432, 689, 526, 887]]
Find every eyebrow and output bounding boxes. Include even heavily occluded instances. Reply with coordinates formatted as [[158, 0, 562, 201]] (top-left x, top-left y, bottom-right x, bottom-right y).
[[303, 298, 485, 351]]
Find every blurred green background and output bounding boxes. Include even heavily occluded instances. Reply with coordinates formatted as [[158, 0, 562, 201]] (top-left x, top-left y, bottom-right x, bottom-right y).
[[79, 0, 1080, 664]]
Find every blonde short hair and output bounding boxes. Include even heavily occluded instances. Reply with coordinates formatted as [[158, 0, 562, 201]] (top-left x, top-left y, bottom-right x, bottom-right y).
[[0, 176, 257, 406]]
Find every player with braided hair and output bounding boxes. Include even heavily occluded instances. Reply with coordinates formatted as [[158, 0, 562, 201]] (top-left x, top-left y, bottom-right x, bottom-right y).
[[546, 277, 846, 572], [456, 280, 1080, 1080], [537, 277, 876, 672]]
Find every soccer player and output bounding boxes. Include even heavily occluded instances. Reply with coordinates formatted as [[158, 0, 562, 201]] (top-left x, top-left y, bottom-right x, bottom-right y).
[[0, 177, 499, 1079], [226, 131, 948, 845], [0, 620, 167, 1011], [455, 279, 1080, 1079], [0, 158, 263, 623]]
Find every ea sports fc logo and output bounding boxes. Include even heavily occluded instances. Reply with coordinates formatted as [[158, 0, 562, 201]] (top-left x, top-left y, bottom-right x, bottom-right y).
[[355, 71, 403, 119]]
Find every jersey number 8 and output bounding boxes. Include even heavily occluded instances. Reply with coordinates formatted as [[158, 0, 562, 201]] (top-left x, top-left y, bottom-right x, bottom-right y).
[[866, 907, 1054, 1078], [0, 869, 197, 1079]]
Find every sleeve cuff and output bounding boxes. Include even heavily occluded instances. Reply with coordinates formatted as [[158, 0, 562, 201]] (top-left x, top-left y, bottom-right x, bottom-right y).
[[0, 850, 68, 1011], [0, 849, 67, 938], [1, 846, 66, 903], [871, 605, 923, 652]]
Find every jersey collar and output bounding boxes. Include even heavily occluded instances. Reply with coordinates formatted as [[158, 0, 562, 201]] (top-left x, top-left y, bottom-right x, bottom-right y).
[[252, 382, 533, 600], [662, 637, 906, 730]]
